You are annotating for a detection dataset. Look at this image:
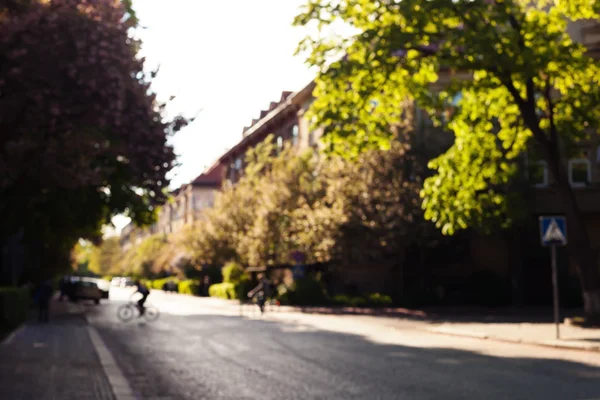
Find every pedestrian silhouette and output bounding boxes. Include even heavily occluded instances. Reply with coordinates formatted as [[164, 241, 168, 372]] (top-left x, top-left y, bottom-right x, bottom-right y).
[[35, 280, 54, 323]]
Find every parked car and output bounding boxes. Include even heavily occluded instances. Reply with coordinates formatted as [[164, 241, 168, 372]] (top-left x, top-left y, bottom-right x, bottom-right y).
[[88, 278, 110, 299], [70, 280, 102, 304]]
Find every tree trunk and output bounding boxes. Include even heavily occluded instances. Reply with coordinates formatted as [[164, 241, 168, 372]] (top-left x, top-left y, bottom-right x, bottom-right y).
[[510, 78, 600, 319]]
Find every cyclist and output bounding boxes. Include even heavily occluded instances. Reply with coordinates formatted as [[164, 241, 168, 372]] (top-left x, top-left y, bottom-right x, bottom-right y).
[[134, 280, 150, 316], [247, 273, 272, 314]]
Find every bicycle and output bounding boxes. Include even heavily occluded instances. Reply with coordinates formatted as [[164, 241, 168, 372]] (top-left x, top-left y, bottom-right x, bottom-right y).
[[239, 294, 279, 317], [117, 300, 160, 322]]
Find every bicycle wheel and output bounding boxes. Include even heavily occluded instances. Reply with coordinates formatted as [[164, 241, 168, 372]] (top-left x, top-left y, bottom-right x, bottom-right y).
[[143, 306, 160, 322], [117, 304, 135, 322]]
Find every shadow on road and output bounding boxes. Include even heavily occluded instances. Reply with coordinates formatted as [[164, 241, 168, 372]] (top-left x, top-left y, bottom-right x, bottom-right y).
[[90, 308, 600, 400]]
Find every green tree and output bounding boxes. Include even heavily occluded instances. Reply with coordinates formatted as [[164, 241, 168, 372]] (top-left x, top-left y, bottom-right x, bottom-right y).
[[88, 237, 122, 276], [120, 234, 171, 278], [184, 136, 325, 268], [318, 135, 440, 266], [235, 138, 324, 267], [0, 0, 186, 282], [184, 131, 435, 277], [295, 0, 600, 317], [71, 240, 94, 271]]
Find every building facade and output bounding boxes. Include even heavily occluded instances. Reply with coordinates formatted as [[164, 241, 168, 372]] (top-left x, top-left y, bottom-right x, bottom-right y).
[[119, 163, 224, 250], [219, 82, 319, 184]]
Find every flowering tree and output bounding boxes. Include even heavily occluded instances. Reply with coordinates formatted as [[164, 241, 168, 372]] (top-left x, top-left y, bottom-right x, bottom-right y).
[[183, 133, 435, 274], [0, 0, 186, 279]]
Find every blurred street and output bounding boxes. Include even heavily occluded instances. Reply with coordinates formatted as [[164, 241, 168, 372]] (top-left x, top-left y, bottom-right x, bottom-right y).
[[74, 288, 600, 399]]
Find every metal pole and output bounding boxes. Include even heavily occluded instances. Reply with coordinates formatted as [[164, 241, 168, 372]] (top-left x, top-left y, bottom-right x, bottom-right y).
[[551, 245, 560, 340]]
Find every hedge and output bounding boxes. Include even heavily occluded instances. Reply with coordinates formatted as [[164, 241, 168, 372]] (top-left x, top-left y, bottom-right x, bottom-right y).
[[278, 277, 328, 306], [209, 282, 236, 299], [179, 280, 201, 295], [0, 287, 30, 332], [331, 293, 393, 307], [208, 262, 253, 300]]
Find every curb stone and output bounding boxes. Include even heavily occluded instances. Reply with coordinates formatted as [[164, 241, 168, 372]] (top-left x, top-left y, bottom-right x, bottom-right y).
[[425, 326, 600, 353], [87, 325, 137, 400], [80, 304, 137, 400], [1, 324, 25, 346]]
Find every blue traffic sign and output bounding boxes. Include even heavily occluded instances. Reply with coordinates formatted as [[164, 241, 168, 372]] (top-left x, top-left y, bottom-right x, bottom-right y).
[[292, 265, 305, 280], [539, 216, 567, 247]]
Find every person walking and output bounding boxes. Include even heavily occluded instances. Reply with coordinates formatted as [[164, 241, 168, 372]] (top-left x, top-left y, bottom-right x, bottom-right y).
[[35, 280, 54, 323], [203, 275, 211, 297], [58, 276, 68, 301]]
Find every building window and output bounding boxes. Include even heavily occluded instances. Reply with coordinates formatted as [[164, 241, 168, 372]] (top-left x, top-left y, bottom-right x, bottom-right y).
[[569, 158, 591, 188], [235, 157, 242, 170], [528, 160, 548, 188], [291, 124, 299, 146]]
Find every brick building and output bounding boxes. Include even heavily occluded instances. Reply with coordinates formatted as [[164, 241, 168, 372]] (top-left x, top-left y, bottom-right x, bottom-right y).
[[119, 163, 224, 250], [218, 82, 319, 184]]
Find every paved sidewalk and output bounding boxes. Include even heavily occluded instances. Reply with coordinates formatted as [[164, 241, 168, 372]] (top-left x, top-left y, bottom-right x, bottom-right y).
[[426, 321, 600, 351], [0, 299, 115, 400]]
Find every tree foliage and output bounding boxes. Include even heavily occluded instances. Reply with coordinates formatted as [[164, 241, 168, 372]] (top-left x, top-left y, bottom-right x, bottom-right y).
[[319, 136, 439, 264], [294, 0, 600, 314], [0, 0, 186, 280], [295, 0, 600, 233], [88, 237, 122, 276], [183, 133, 436, 269], [119, 234, 171, 278]]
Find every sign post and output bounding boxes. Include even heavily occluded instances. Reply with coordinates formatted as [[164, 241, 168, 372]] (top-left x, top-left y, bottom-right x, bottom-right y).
[[539, 216, 567, 340], [290, 251, 306, 280]]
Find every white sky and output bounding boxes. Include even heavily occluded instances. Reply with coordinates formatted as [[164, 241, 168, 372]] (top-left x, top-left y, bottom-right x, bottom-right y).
[[108, 0, 317, 234]]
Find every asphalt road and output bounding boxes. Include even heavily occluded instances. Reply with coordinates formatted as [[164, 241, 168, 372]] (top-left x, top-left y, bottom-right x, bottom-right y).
[[85, 288, 600, 400]]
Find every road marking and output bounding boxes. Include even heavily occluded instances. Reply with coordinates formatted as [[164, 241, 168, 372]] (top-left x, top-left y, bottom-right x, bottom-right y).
[[1, 324, 25, 346], [87, 325, 136, 400]]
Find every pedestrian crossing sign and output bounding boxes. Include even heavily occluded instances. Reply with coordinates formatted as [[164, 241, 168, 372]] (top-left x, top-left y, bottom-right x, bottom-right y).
[[539, 216, 567, 247]]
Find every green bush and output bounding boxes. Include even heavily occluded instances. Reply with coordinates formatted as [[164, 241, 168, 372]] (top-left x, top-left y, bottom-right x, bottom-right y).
[[209, 282, 236, 299], [222, 262, 247, 284], [179, 280, 201, 295], [208, 281, 253, 300], [364, 293, 393, 307], [331, 293, 393, 307], [276, 284, 292, 305], [284, 277, 328, 306], [211, 262, 252, 300], [331, 294, 351, 306], [101, 276, 113, 282], [140, 279, 153, 289], [0, 287, 30, 332]]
